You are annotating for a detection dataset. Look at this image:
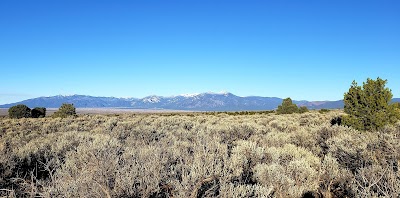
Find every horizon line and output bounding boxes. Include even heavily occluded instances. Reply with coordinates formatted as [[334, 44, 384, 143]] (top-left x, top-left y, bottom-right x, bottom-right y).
[[0, 91, 351, 106]]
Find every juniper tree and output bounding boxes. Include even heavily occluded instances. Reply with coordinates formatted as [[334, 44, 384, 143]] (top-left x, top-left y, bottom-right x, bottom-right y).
[[53, 103, 76, 118], [8, 104, 31, 119], [277, 98, 299, 114], [298, 106, 309, 113], [343, 77, 398, 131], [31, 107, 46, 118]]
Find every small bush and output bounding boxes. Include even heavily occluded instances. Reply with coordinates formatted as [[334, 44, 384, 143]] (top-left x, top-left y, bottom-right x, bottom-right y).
[[298, 106, 309, 113], [31, 107, 46, 118], [277, 98, 299, 114], [8, 104, 31, 118], [319, 109, 331, 113], [53, 103, 76, 118]]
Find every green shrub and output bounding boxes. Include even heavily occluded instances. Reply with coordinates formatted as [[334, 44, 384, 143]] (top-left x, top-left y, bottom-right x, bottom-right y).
[[391, 102, 400, 120], [8, 104, 31, 118], [31, 107, 46, 118], [319, 109, 331, 113], [298, 106, 309, 113], [276, 98, 299, 114], [343, 78, 398, 131], [53, 103, 76, 118]]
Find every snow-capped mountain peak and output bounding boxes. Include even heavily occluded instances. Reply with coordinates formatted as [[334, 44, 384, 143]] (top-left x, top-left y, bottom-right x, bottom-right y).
[[179, 93, 201, 97], [142, 96, 162, 103], [0, 91, 352, 110], [176, 91, 230, 98]]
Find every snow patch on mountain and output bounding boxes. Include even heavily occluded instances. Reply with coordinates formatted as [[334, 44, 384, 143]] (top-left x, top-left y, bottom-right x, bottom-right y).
[[143, 96, 162, 103], [205, 91, 230, 95], [179, 93, 201, 97], [0, 91, 355, 110]]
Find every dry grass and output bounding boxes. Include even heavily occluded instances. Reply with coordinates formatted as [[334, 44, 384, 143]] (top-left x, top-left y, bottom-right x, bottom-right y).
[[0, 108, 191, 117], [0, 110, 399, 197]]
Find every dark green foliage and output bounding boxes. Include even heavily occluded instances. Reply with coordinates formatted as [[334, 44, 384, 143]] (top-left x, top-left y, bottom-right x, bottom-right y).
[[330, 116, 342, 126], [31, 107, 46, 118], [392, 102, 400, 109], [298, 106, 309, 113], [8, 104, 31, 119], [319, 109, 331, 113], [52, 103, 76, 118], [343, 78, 398, 131], [276, 98, 299, 114], [391, 103, 400, 120], [391, 102, 400, 109]]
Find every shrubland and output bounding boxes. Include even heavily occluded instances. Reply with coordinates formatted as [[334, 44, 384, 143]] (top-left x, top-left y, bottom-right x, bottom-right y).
[[1, 110, 399, 198]]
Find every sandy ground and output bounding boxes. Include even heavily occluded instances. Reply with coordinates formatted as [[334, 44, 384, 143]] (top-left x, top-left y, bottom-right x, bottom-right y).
[[0, 108, 8, 117], [0, 108, 191, 117]]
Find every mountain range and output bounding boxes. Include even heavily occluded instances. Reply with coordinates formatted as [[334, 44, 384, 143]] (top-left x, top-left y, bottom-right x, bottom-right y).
[[0, 92, 342, 111], [1, 92, 398, 111]]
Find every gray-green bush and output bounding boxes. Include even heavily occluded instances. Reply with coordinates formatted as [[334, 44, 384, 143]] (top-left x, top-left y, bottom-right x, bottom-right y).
[[0, 110, 399, 197]]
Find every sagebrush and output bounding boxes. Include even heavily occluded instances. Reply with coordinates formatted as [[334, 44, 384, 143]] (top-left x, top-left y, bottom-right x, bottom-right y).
[[0, 111, 399, 197]]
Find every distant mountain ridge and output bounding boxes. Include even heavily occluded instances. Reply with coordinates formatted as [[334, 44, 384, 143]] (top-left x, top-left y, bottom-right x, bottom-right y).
[[2, 92, 397, 111]]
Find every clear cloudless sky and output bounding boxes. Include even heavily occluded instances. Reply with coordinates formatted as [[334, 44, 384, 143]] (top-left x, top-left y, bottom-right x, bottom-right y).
[[1, 0, 399, 104]]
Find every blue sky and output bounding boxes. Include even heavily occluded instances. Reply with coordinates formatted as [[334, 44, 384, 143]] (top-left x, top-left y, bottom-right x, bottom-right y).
[[1, 0, 399, 104]]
